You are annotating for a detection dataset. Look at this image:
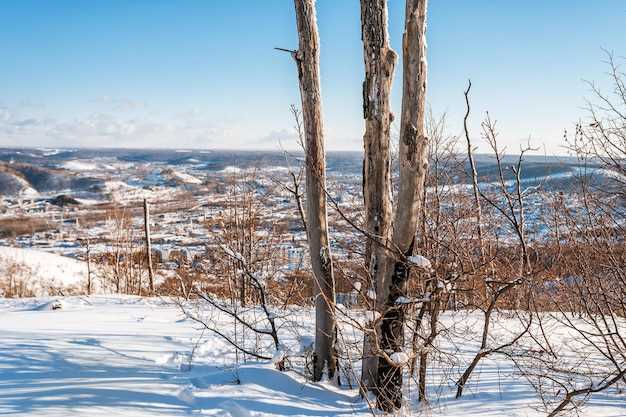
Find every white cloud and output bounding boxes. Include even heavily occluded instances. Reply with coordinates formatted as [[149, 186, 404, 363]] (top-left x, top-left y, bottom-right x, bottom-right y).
[[0, 102, 242, 149], [0, 101, 359, 151], [257, 128, 299, 146]]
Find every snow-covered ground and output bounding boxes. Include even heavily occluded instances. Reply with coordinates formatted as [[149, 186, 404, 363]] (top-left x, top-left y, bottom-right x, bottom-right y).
[[0, 296, 624, 417], [0, 296, 366, 417], [0, 246, 87, 295]]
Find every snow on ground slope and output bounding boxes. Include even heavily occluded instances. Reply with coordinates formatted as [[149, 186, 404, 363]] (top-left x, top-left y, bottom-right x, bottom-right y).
[[0, 246, 87, 296], [0, 296, 365, 417], [0, 296, 623, 417]]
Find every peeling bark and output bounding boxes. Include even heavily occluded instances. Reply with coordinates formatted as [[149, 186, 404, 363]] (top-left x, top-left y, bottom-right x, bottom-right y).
[[292, 0, 337, 382], [375, 0, 429, 410], [359, 0, 397, 394]]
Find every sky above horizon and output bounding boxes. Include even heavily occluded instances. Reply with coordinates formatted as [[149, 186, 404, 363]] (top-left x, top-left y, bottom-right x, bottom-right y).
[[0, 1, 624, 155]]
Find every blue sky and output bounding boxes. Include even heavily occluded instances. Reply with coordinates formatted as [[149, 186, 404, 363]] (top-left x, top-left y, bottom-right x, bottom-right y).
[[0, 1, 624, 154]]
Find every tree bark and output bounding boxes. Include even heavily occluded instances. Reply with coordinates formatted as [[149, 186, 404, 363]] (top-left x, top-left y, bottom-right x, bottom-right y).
[[392, 0, 429, 257], [86, 238, 92, 295], [293, 0, 337, 382], [143, 198, 155, 293], [375, 0, 429, 410], [359, 0, 397, 394]]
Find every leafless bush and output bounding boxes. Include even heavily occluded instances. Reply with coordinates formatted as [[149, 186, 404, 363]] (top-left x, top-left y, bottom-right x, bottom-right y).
[[97, 205, 148, 295], [178, 174, 302, 371], [0, 257, 36, 298]]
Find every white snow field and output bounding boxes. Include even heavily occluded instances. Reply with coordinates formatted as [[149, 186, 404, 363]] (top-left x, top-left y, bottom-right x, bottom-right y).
[[0, 296, 624, 417], [0, 246, 88, 295]]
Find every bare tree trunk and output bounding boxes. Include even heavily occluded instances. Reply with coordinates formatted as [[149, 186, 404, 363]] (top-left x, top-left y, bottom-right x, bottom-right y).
[[239, 272, 246, 307], [393, 0, 429, 255], [292, 0, 337, 383], [143, 198, 155, 293], [86, 238, 92, 295], [359, 0, 397, 394], [374, 0, 429, 410]]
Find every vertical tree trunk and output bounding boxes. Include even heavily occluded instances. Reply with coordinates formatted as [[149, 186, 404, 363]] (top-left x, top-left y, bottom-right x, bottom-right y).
[[143, 198, 155, 293], [392, 0, 428, 256], [375, 0, 429, 411], [293, 0, 337, 382], [86, 237, 92, 295], [359, 0, 397, 394]]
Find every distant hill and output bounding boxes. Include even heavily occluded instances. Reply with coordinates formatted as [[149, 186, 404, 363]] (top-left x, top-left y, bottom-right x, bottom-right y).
[[0, 147, 620, 196], [0, 162, 103, 197]]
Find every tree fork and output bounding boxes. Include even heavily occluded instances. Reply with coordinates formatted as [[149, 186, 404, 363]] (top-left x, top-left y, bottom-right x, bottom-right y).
[[374, 0, 429, 410], [359, 0, 397, 394], [376, 243, 413, 410]]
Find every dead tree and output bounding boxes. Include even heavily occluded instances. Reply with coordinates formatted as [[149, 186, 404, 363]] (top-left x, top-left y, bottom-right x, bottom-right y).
[[358, 0, 430, 410], [283, 0, 429, 404], [378, 0, 429, 410], [289, 0, 337, 382], [359, 0, 398, 394]]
